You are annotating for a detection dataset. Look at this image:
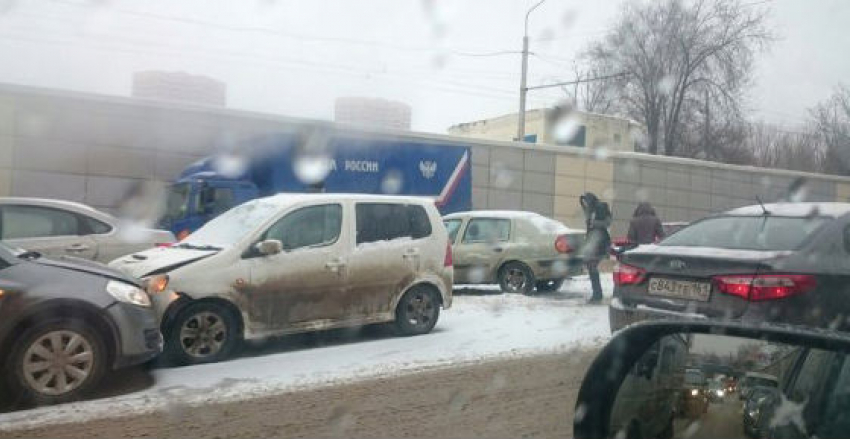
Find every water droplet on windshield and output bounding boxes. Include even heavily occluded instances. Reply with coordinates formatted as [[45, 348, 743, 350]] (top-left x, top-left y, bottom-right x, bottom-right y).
[[449, 390, 469, 412], [212, 153, 249, 178], [491, 163, 514, 189], [636, 187, 649, 202], [116, 181, 167, 242], [658, 74, 676, 96], [573, 403, 587, 423], [381, 169, 404, 194], [485, 372, 506, 394], [593, 147, 610, 160], [468, 266, 487, 283], [551, 112, 582, 145], [328, 405, 355, 434], [293, 151, 333, 185]]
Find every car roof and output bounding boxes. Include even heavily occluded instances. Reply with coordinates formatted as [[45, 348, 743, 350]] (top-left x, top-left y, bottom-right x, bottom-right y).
[[252, 192, 436, 208], [0, 197, 114, 222], [442, 210, 544, 220], [726, 202, 850, 218], [744, 372, 778, 380]]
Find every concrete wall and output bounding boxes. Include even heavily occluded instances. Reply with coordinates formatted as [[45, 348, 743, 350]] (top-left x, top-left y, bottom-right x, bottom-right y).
[[2, 83, 850, 233]]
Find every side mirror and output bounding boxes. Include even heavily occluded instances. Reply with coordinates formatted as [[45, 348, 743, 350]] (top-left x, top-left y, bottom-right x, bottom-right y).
[[573, 320, 850, 439], [255, 239, 283, 256]]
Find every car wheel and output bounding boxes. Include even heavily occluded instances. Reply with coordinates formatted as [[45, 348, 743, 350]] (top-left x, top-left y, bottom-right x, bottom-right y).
[[165, 301, 240, 366], [498, 262, 535, 295], [6, 320, 107, 405], [535, 279, 564, 292], [394, 286, 440, 336]]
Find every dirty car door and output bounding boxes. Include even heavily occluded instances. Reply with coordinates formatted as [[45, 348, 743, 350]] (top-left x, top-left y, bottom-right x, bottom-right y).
[[0, 204, 98, 260], [247, 203, 347, 330], [452, 217, 511, 283]]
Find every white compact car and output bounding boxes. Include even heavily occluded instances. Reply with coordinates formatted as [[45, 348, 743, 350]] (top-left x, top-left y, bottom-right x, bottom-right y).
[[0, 197, 175, 263], [110, 193, 453, 365]]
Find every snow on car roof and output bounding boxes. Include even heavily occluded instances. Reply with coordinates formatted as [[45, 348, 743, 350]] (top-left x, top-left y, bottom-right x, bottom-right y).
[[251, 192, 435, 207], [726, 202, 850, 218], [443, 210, 545, 219]]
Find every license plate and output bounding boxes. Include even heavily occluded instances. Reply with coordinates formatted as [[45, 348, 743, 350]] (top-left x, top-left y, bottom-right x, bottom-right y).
[[648, 278, 711, 302]]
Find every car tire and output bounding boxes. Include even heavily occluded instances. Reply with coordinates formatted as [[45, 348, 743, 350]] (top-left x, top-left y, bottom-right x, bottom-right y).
[[164, 301, 241, 366], [6, 319, 107, 406], [498, 262, 535, 295], [394, 286, 440, 336], [535, 279, 564, 292]]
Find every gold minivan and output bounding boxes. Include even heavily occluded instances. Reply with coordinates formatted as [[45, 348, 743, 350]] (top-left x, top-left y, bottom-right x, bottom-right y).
[[443, 211, 585, 294]]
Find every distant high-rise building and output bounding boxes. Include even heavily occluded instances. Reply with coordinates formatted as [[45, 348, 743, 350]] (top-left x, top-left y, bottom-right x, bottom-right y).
[[334, 97, 411, 130], [132, 71, 227, 106]]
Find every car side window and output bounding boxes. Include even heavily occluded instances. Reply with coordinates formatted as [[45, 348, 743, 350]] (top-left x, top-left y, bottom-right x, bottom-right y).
[[355, 203, 431, 245], [263, 204, 341, 251], [0, 205, 82, 239], [461, 218, 510, 243], [443, 219, 462, 243], [82, 216, 113, 235]]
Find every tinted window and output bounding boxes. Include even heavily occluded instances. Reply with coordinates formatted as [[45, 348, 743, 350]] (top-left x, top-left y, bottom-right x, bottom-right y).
[[660, 216, 828, 251], [1, 205, 81, 239], [462, 218, 510, 243], [356, 203, 432, 245], [820, 356, 850, 437], [788, 350, 835, 404], [264, 204, 341, 251], [443, 219, 462, 243]]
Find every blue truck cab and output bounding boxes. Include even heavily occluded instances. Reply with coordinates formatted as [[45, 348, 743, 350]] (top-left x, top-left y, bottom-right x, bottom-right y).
[[159, 130, 472, 238]]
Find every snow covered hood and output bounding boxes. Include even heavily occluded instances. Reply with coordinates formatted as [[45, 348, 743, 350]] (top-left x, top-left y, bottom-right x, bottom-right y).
[[109, 246, 219, 278], [627, 244, 793, 261]]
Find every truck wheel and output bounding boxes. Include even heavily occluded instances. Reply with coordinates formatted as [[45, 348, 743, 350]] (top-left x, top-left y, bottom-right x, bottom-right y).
[[165, 301, 240, 366], [394, 286, 440, 336], [499, 262, 535, 295], [6, 319, 107, 405], [535, 279, 564, 292]]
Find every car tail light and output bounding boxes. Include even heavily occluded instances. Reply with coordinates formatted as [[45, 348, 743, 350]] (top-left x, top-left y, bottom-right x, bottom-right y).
[[713, 274, 817, 301], [555, 235, 572, 253], [444, 242, 453, 267], [613, 263, 646, 286]]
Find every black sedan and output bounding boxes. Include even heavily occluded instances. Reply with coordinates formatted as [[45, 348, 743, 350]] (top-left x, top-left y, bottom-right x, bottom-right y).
[[610, 202, 850, 332], [0, 241, 162, 405]]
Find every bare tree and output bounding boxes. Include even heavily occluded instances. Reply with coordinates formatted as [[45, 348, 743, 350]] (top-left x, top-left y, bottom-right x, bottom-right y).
[[584, 0, 771, 156], [742, 122, 824, 172], [812, 85, 850, 175]]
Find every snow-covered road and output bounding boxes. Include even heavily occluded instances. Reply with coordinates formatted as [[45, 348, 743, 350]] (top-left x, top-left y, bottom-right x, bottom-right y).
[[0, 276, 614, 431]]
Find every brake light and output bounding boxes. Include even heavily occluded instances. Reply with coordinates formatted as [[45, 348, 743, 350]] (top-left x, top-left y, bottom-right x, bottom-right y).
[[713, 274, 816, 301], [613, 263, 646, 286], [555, 235, 572, 253], [444, 242, 453, 267]]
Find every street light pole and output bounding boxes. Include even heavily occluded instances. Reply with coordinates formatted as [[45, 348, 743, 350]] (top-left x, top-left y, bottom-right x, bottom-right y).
[[517, 0, 547, 142]]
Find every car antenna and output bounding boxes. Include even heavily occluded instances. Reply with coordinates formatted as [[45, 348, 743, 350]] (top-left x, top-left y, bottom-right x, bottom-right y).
[[755, 196, 770, 215]]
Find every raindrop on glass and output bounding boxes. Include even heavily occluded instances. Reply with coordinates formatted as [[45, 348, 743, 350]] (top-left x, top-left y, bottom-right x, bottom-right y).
[[381, 170, 404, 194]]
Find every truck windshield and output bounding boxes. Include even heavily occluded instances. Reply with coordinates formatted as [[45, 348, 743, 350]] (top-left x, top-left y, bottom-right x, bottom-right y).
[[181, 200, 281, 249], [164, 183, 193, 221]]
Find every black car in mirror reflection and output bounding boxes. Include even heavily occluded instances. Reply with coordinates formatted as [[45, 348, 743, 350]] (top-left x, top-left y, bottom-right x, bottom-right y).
[[573, 320, 850, 439]]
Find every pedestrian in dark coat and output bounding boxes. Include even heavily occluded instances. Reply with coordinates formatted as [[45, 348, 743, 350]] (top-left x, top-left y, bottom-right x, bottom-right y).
[[627, 202, 665, 245], [579, 192, 611, 303]]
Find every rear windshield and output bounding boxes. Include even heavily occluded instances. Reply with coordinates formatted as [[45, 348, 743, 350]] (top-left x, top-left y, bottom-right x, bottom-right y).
[[685, 371, 706, 385], [660, 216, 828, 251]]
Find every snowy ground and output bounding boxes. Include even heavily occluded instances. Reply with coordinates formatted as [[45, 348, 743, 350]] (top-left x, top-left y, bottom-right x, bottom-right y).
[[0, 275, 614, 431]]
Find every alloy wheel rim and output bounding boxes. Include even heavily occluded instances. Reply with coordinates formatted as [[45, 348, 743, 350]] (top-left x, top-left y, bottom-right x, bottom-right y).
[[506, 268, 527, 292], [406, 292, 435, 327], [180, 311, 227, 358], [22, 330, 94, 396]]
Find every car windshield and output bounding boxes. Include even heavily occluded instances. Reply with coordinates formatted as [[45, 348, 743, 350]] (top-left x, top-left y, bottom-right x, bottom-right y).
[[163, 183, 192, 221], [685, 371, 706, 385], [660, 216, 829, 251], [2, 1, 848, 437], [180, 200, 281, 249]]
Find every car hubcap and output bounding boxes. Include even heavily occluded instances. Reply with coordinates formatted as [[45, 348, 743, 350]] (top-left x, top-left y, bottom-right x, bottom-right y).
[[180, 311, 227, 358], [405, 292, 435, 327], [506, 268, 527, 292], [22, 330, 94, 396]]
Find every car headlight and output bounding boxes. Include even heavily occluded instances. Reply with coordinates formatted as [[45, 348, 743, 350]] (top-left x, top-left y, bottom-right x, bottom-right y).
[[106, 280, 151, 307], [145, 274, 169, 295], [691, 389, 699, 396]]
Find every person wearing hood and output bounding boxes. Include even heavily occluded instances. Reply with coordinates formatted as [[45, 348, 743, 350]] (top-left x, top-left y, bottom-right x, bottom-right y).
[[579, 192, 612, 304], [627, 202, 665, 245]]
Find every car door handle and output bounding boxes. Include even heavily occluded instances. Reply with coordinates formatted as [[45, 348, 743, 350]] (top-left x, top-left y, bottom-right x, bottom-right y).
[[402, 249, 420, 259], [492, 247, 504, 252], [325, 260, 346, 272], [65, 244, 90, 253]]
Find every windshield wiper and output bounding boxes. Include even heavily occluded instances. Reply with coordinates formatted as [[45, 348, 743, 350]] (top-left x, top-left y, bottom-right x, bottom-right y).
[[17, 250, 42, 260], [175, 243, 222, 251]]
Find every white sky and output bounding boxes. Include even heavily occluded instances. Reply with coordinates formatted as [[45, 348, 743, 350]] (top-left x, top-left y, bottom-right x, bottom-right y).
[[0, 0, 846, 133]]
